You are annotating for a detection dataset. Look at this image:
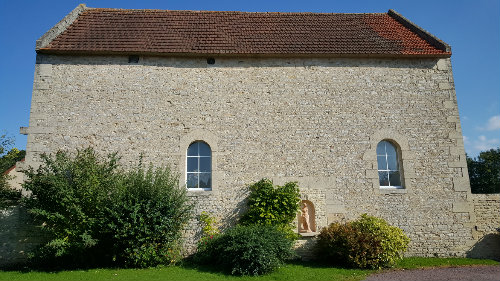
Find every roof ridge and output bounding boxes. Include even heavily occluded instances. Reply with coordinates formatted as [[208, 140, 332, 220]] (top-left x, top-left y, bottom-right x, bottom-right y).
[[86, 7, 388, 15]]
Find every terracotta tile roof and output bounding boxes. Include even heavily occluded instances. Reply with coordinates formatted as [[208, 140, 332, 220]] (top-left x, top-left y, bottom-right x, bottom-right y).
[[37, 7, 451, 57]]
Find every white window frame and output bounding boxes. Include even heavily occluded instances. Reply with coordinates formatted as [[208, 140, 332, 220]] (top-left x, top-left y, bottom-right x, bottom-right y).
[[377, 140, 403, 189], [186, 141, 212, 191]]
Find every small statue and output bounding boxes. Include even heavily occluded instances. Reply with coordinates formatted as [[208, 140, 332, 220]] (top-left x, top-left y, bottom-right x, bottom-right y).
[[300, 201, 312, 233]]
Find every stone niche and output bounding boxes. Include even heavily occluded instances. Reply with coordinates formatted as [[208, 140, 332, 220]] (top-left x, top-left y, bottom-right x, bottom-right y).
[[298, 200, 316, 234]]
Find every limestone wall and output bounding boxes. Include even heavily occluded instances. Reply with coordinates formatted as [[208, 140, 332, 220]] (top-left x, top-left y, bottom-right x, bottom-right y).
[[0, 206, 46, 268], [468, 194, 500, 260], [24, 54, 477, 257]]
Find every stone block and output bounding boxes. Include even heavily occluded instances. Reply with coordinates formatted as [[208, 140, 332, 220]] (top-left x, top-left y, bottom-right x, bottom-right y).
[[365, 169, 378, 179], [439, 82, 453, 90], [436, 59, 448, 71], [327, 202, 346, 213], [453, 177, 470, 192], [449, 160, 467, 168], [38, 64, 53, 77], [443, 100, 455, 108], [453, 201, 471, 213], [449, 131, 463, 139]]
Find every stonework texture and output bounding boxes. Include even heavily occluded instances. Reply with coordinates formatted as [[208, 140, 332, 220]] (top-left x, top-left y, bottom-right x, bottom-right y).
[[467, 194, 500, 260], [13, 53, 495, 263]]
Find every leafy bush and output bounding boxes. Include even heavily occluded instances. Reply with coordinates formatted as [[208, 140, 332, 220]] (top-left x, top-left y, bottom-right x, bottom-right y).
[[240, 179, 300, 228], [23, 148, 192, 268], [0, 181, 22, 209], [105, 165, 192, 267], [195, 224, 296, 276], [23, 148, 119, 266], [195, 211, 220, 256], [317, 214, 410, 269], [0, 147, 26, 174]]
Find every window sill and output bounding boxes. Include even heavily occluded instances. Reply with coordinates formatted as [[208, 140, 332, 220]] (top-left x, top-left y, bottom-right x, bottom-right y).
[[379, 188, 407, 194], [187, 189, 213, 197]]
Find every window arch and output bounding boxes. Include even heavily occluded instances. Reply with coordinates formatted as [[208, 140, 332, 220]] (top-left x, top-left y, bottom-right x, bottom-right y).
[[186, 141, 212, 190], [376, 140, 403, 188]]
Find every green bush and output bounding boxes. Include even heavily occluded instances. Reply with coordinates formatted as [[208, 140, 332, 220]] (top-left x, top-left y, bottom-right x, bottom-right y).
[[23, 148, 119, 266], [240, 179, 300, 228], [23, 148, 192, 268], [195, 224, 296, 276], [105, 165, 192, 267], [0, 181, 22, 209], [317, 214, 410, 269]]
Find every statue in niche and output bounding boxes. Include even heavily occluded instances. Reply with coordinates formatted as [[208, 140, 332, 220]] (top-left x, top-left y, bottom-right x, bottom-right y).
[[299, 200, 316, 233]]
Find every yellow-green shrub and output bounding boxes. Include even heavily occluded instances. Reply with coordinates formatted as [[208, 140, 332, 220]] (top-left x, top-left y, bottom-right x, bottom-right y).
[[317, 214, 410, 269]]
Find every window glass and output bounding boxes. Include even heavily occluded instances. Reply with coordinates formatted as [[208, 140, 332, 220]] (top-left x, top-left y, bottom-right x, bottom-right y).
[[187, 142, 199, 156], [199, 157, 211, 172], [379, 171, 389, 186], [199, 142, 211, 156], [187, 173, 198, 189], [377, 156, 387, 170], [199, 173, 212, 189], [376, 140, 403, 188], [376, 141, 386, 155], [187, 157, 198, 172], [389, 171, 401, 186], [387, 156, 398, 171], [186, 141, 212, 190]]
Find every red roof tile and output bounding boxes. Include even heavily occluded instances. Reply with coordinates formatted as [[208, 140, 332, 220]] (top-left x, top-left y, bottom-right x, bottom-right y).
[[38, 7, 451, 57]]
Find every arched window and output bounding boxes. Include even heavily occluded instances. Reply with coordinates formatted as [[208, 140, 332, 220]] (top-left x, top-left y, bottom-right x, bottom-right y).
[[376, 140, 403, 188], [186, 141, 212, 190]]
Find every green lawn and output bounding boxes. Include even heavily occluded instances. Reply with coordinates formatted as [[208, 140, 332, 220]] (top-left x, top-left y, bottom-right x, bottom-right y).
[[0, 258, 497, 281]]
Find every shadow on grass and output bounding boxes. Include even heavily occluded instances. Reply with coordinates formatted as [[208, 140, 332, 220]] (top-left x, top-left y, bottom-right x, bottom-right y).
[[179, 257, 358, 277]]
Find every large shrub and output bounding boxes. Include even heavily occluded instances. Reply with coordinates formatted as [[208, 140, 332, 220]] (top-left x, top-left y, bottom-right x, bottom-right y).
[[0, 181, 22, 209], [317, 214, 410, 269], [105, 165, 192, 267], [195, 224, 296, 276], [240, 179, 300, 229], [23, 148, 192, 268], [23, 148, 119, 266]]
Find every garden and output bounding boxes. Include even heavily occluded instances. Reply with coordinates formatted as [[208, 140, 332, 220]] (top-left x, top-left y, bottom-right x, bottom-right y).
[[0, 147, 498, 280]]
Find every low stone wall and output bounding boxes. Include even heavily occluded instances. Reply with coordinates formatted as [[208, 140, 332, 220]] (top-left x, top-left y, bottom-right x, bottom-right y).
[[468, 193, 500, 261], [0, 206, 46, 268]]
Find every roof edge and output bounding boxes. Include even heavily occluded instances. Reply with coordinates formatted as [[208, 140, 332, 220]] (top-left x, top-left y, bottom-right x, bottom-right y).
[[36, 49, 452, 59], [36, 4, 88, 50], [388, 9, 451, 53]]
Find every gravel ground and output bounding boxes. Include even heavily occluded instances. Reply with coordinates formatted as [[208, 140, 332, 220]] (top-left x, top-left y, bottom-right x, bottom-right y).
[[363, 265, 500, 281]]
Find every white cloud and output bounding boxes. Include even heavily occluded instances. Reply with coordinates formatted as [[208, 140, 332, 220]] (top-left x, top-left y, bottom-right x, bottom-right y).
[[474, 135, 499, 151], [485, 115, 500, 131], [464, 135, 500, 157]]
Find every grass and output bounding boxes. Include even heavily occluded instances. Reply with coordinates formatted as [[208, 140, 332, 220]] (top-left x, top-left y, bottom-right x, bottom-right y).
[[395, 257, 499, 269], [0, 258, 497, 281]]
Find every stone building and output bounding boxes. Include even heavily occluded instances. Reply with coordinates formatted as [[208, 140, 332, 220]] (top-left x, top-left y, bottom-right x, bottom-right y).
[[18, 4, 499, 260]]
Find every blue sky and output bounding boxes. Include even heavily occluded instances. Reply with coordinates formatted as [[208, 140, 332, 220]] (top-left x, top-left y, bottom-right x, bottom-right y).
[[0, 0, 498, 157]]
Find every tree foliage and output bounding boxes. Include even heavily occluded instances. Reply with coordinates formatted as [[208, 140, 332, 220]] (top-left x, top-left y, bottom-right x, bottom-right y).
[[467, 148, 500, 194], [0, 134, 24, 208], [239, 178, 301, 228], [23, 147, 192, 268], [317, 214, 410, 269], [194, 224, 296, 276]]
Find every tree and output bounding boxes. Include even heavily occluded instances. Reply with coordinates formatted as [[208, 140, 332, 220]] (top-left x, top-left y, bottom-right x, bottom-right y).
[[467, 147, 500, 194], [0, 134, 23, 208]]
